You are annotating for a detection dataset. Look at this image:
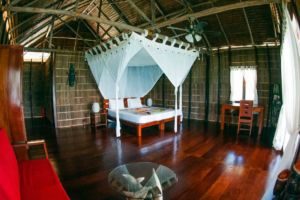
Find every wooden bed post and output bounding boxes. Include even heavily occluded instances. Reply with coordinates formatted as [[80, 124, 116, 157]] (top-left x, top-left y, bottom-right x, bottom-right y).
[[159, 122, 165, 131], [137, 125, 142, 137]]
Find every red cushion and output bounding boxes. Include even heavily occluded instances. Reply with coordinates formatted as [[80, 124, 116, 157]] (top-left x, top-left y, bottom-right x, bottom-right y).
[[19, 159, 69, 200], [0, 128, 21, 200]]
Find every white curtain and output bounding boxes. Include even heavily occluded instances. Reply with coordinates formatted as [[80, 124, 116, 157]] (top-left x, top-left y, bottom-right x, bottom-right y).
[[230, 66, 258, 104], [244, 67, 258, 104], [263, 7, 300, 200], [230, 67, 244, 102]]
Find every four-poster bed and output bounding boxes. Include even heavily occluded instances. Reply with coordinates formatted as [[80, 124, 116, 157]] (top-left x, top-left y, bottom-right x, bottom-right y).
[[85, 31, 198, 137]]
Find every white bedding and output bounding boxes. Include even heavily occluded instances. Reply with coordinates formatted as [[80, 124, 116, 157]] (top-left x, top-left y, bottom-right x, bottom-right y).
[[108, 107, 182, 124]]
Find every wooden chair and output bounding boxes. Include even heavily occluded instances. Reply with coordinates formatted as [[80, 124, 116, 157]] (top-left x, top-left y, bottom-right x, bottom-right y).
[[237, 100, 254, 135]]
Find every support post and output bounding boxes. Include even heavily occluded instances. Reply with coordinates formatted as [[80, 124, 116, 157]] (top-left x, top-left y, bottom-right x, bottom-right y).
[[187, 69, 192, 126], [266, 45, 272, 128], [179, 84, 183, 122], [162, 74, 165, 107], [29, 59, 33, 128], [217, 48, 221, 122], [205, 54, 210, 123]]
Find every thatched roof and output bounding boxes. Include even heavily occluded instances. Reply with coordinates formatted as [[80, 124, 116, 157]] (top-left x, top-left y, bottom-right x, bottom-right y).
[[0, 0, 281, 50]]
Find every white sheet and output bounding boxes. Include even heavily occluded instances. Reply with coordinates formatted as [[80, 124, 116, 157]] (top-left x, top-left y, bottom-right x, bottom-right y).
[[108, 107, 182, 124]]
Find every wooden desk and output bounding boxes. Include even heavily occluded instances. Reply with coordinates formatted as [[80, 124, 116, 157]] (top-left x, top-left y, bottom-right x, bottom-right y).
[[220, 103, 264, 135]]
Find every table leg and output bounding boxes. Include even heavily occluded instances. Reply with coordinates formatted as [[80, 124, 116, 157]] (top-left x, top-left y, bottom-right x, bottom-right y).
[[258, 109, 264, 135]]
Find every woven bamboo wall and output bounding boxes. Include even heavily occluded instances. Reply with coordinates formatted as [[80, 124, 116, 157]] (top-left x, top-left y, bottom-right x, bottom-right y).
[[54, 52, 101, 128], [149, 46, 281, 124]]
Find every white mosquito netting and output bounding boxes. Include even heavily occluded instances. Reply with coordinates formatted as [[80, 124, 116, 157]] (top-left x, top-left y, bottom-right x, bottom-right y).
[[85, 32, 198, 137]]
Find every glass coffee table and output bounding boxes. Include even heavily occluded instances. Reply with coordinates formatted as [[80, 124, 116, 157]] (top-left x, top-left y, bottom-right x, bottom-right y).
[[108, 162, 177, 200]]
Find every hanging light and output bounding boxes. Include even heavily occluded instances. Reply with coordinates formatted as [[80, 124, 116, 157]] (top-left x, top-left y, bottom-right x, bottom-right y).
[[185, 34, 202, 43]]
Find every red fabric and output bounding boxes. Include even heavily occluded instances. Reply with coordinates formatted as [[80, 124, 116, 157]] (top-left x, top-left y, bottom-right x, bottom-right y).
[[19, 159, 70, 200], [0, 128, 21, 200]]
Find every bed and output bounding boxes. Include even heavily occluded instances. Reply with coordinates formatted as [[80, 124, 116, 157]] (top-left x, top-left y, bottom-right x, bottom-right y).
[[103, 99, 182, 137]]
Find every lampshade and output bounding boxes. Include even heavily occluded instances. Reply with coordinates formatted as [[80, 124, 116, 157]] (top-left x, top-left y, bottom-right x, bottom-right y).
[[92, 102, 100, 113], [146, 98, 153, 107], [185, 34, 202, 43]]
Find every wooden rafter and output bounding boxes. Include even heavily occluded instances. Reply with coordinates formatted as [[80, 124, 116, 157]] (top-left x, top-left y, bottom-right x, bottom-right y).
[[153, 0, 178, 36], [97, 0, 102, 35], [80, 19, 102, 41], [100, 10, 122, 37], [242, 7, 254, 44], [106, 0, 132, 25], [8, 6, 144, 33], [210, 2, 230, 46], [179, 0, 211, 49], [151, 0, 280, 29], [9, 0, 88, 39]]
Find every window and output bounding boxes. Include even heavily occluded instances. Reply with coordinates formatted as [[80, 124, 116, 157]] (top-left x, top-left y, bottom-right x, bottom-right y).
[[230, 66, 258, 104], [23, 52, 50, 62]]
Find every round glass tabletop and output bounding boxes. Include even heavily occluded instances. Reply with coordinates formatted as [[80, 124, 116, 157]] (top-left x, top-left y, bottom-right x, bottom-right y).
[[108, 162, 177, 200]]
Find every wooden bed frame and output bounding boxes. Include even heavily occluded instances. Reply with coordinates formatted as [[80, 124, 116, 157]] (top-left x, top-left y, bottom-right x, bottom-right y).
[[103, 98, 179, 137]]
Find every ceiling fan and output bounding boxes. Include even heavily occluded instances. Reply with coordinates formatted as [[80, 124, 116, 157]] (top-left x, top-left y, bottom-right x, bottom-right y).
[[168, 17, 208, 44]]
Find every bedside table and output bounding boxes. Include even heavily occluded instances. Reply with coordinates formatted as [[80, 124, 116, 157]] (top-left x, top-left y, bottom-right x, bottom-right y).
[[90, 111, 107, 128]]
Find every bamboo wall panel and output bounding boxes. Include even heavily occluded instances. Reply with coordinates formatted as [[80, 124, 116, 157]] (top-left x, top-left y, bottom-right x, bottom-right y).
[[54, 52, 101, 128]]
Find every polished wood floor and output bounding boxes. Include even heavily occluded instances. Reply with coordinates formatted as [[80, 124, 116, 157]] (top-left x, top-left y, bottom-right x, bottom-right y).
[[27, 119, 281, 200]]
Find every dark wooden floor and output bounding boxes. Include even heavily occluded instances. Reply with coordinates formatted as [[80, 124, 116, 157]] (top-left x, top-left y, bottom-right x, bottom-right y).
[[26, 119, 281, 200]]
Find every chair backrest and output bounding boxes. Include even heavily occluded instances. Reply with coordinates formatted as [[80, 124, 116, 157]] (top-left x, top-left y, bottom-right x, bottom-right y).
[[0, 128, 21, 200], [239, 100, 254, 118]]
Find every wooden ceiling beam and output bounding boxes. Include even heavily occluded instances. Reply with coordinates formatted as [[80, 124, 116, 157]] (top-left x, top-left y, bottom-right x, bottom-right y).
[[9, 0, 87, 35], [127, 0, 152, 24], [242, 7, 254, 44], [179, 0, 211, 49], [106, 0, 132, 25], [152, 0, 178, 36], [80, 19, 101, 41], [8, 6, 144, 33], [99, 10, 121, 34], [210, 2, 230, 46], [151, 0, 280, 29]]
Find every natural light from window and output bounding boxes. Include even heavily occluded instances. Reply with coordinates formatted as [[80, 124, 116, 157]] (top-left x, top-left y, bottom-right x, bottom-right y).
[[23, 52, 50, 62]]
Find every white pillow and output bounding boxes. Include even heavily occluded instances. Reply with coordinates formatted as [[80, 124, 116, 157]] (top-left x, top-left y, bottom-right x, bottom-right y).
[[109, 99, 124, 110], [128, 98, 143, 108]]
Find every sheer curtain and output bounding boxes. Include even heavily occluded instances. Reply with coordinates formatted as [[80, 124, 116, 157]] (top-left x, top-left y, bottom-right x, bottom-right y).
[[230, 66, 257, 103], [263, 7, 300, 200], [244, 67, 258, 104], [230, 67, 244, 102]]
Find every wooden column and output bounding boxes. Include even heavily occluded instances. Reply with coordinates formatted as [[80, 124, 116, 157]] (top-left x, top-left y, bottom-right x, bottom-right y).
[[205, 54, 210, 122], [0, 45, 27, 159], [217, 49, 221, 122], [188, 69, 192, 125], [266, 45, 272, 128]]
